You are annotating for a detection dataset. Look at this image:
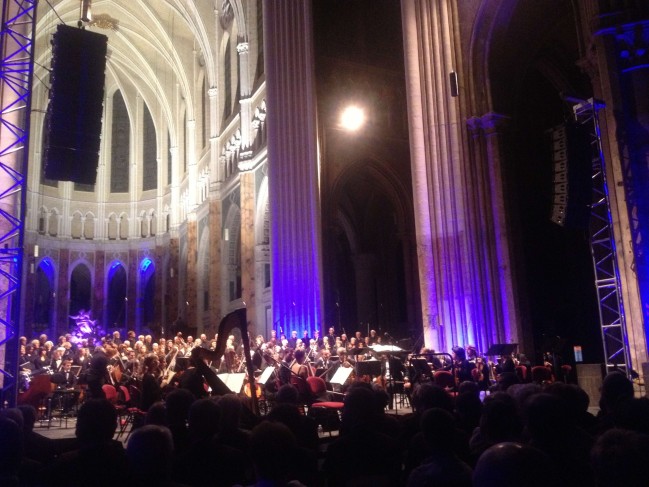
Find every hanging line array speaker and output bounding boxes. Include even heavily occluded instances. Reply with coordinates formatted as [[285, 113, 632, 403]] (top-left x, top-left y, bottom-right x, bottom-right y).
[[43, 24, 108, 185]]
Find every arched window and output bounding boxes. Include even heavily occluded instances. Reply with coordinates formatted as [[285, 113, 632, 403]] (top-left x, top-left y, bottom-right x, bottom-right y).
[[119, 214, 128, 240], [84, 213, 95, 240], [142, 103, 157, 191], [107, 262, 127, 328], [69, 263, 92, 324], [71, 212, 83, 239], [111, 90, 130, 193], [223, 38, 232, 122], [107, 214, 118, 240]]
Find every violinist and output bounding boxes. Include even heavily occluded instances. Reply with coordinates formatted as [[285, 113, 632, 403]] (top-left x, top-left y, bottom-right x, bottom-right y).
[[451, 346, 475, 384], [140, 354, 163, 411], [290, 349, 314, 404]]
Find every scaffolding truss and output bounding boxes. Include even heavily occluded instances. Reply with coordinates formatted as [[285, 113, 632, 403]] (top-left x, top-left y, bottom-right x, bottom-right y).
[[573, 98, 632, 376], [0, 0, 36, 405]]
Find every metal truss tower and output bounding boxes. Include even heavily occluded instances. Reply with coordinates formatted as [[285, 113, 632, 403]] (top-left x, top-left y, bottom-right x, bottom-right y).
[[572, 98, 632, 377], [0, 0, 36, 406]]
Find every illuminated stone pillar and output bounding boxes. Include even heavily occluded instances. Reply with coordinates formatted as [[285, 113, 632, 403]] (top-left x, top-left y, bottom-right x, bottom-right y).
[[264, 1, 323, 336], [240, 169, 256, 332], [402, 0, 512, 353]]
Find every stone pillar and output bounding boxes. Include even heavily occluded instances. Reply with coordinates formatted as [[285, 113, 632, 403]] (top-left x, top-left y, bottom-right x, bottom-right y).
[[586, 3, 649, 368], [208, 199, 222, 336], [402, 0, 469, 353], [402, 0, 518, 354], [186, 218, 198, 331], [240, 170, 256, 332], [264, 1, 323, 336], [57, 249, 70, 336], [466, 113, 524, 350]]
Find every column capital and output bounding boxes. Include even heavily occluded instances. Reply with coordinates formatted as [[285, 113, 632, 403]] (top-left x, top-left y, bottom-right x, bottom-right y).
[[237, 42, 249, 54], [208, 87, 218, 98]]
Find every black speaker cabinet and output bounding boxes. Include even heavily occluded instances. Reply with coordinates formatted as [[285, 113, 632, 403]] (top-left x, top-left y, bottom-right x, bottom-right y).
[[44, 25, 108, 185]]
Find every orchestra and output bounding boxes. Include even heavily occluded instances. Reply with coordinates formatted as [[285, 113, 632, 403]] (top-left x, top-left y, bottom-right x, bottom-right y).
[[17, 320, 546, 422]]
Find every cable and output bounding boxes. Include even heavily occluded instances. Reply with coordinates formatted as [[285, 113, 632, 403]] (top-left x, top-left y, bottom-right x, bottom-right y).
[[44, 0, 65, 25]]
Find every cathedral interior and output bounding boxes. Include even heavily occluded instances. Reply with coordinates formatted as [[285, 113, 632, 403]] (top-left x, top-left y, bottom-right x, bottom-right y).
[[3, 0, 649, 394]]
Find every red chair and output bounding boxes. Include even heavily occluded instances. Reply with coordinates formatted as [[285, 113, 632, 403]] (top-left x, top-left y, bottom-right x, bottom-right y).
[[102, 384, 118, 403], [18, 375, 54, 424], [116, 385, 146, 440], [515, 365, 528, 382]]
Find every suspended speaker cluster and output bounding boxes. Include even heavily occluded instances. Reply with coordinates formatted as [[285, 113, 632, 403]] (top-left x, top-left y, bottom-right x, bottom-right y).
[[549, 122, 591, 229], [43, 25, 108, 185]]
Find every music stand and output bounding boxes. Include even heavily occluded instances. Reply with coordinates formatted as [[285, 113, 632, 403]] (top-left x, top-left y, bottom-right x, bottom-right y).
[[355, 360, 382, 377]]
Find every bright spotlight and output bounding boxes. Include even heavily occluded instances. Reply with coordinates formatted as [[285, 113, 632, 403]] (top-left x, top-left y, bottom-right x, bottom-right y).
[[339, 105, 366, 131]]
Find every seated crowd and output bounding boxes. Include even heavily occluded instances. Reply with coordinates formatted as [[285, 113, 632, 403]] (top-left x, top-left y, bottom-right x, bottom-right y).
[[4, 327, 649, 486]]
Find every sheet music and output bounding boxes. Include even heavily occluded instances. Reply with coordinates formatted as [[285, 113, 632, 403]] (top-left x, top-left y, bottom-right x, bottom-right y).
[[258, 366, 275, 385], [216, 372, 247, 393], [330, 366, 353, 385]]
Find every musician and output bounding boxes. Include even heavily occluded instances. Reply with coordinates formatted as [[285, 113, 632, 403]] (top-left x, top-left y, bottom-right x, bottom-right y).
[[111, 330, 122, 346], [74, 347, 91, 374], [368, 329, 379, 345], [287, 330, 298, 350], [124, 350, 140, 380], [59, 359, 78, 389], [314, 330, 323, 349], [326, 327, 337, 347], [140, 354, 163, 411], [86, 345, 109, 399], [315, 348, 332, 370], [302, 329, 310, 345], [278, 349, 294, 386], [290, 349, 314, 404], [48, 348, 65, 372], [451, 346, 475, 383]]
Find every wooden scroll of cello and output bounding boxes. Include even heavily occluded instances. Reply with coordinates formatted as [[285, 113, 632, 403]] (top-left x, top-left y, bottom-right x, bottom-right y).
[[193, 308, 259, 415]]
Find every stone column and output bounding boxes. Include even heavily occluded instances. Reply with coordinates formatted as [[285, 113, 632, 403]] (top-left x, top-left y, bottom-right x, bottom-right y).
[[402, 0, 510, 353], [240, 169, 256, 332], [264, 1, 324, 336], [589, 7, 649, 367]]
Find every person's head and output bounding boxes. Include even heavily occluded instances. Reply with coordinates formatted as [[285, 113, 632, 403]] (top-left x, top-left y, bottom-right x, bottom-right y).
[[62, 359, 72, 372], [250, 421, 297, 482], [473, 442, 555, 486], [291, 330, 297, 339], [591, 428, 649, 487], [599, 371, 634, 414], [188, 398, 221, 440], [452, 346, 466, 361], [76, 399, 118, 445], [329, 327, 334, 335], [294, 349, 305, 364], [127, 425, 174, 482], [0, 416, 23, 478]]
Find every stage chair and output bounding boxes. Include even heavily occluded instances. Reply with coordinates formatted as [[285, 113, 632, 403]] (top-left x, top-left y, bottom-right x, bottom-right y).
[[116, 385, 146, 440]]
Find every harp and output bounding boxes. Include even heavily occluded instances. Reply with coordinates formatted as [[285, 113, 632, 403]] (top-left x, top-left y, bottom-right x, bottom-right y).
[[196, 308, 259, 414]]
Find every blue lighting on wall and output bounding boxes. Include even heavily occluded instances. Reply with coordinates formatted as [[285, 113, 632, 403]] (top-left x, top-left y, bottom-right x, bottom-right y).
[[140, 258, 152, 272]]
